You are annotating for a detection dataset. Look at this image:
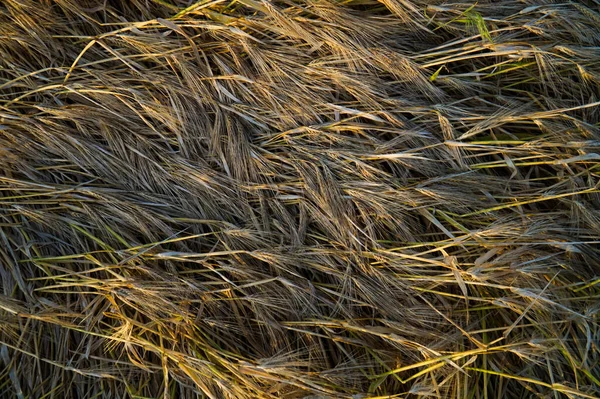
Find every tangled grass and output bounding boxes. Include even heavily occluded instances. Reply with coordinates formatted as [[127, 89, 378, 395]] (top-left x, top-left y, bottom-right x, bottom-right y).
[[1, 0, 599, 397]]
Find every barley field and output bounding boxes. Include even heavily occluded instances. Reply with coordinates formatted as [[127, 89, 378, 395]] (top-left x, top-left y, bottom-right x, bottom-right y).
[[0, 0, 599, 398]]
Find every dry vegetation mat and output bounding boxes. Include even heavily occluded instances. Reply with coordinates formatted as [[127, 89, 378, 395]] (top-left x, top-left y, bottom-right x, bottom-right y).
[[1, 0, 600, 397]]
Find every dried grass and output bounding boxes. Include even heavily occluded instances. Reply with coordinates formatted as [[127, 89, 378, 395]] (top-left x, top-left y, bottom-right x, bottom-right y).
[[1, 0, 599, 397]]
